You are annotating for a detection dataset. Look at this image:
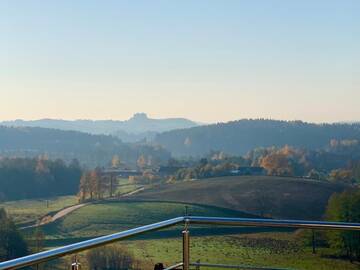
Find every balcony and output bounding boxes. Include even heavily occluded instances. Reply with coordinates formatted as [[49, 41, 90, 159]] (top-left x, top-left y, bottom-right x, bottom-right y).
[[1, 216, 360, 270]]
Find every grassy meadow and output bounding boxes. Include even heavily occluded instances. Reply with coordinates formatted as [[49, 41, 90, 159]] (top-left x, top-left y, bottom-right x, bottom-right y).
[[43, 232, 360, 270], [122, 232, 360, 270], [0, 195, 78, 225], [40, 201, 255, 241]]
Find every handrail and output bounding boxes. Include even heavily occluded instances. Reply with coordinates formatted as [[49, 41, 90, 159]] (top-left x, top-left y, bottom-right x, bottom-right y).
[[1, 216, 360, 270], [187, 216, 360, 231], [190, 262, 291, 270], [0, 217, 184, 270], [164, 262, 184, 270]]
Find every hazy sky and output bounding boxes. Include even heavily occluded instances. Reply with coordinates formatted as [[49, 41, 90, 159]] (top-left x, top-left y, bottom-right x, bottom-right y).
[[1, 1, 359, 123]]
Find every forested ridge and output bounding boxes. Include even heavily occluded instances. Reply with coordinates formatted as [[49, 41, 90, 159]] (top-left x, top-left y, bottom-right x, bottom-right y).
[[155, 119, 360, 157], [0, 126, 170, 167]]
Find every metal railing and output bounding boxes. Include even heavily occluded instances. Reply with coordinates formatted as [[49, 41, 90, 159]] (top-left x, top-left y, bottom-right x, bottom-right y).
[[1, 216, 360, 270]]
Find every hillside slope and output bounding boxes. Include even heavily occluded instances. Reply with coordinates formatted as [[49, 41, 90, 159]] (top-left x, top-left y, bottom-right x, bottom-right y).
[[0, 126, 170, 167], [40, 201, 255, 242], [155, 119, 360, 156], [131, 176, 347, 220]]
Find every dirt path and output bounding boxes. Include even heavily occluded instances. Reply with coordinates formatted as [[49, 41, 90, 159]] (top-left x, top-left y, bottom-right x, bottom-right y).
[[20, 203, 87, 230], [20, 186, 148, 230], [122, 186, 145, 197], [48, 203, 87, 223]]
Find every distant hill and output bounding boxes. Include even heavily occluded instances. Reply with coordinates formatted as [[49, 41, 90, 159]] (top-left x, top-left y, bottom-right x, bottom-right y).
[[131, 176, 348, 220], [1, 113, 199, 142], [155, 119, 360, 157], [0, 126, 170, 167]]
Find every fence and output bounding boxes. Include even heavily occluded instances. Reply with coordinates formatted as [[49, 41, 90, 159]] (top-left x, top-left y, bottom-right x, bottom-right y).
[[1, 216, 360, 270]]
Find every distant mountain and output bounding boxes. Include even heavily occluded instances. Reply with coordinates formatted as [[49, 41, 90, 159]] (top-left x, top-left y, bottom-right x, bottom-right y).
[[0, 126, 170, 167], [1, 113, 199, 142], [155, 119, 360, 157]]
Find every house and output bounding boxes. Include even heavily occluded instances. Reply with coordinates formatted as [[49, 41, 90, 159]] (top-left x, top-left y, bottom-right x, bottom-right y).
[[102, 169, 142, 178], [230, 167, 266, 176], [157, 166, 184, 177]]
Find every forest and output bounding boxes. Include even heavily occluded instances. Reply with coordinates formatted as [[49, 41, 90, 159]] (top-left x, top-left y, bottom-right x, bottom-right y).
[[169, 140, 360, 184], [0, 126, 171, 168], [155, 119, 360, 157], [0, 157, 82, 201]]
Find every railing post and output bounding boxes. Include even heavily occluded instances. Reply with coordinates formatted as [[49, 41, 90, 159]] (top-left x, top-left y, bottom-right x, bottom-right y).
[[312, 229, 316, 254], [195, 259, 200, 270], [182, 220, 190, 270], [71, 255, 81, 270]]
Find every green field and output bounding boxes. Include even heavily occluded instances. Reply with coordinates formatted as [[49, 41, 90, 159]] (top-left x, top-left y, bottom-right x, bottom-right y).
[[40, 201, 254, 241], [123, 232, 360, 270], [116, 183, 143, 196], [0, 196, 78, 225], [47, 232, 359, 270]]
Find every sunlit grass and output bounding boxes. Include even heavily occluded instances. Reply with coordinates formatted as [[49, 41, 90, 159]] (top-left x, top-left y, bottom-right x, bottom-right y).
[[125, 233, 360, 270], [0, 196, 78, 225]]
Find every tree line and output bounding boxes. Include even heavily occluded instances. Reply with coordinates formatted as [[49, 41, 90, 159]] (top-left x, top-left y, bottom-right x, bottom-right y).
[[168, 140, 360, 184], [0, 125, 171, 168], [155, 119, 360, 157], [0, 157, 82, 201]]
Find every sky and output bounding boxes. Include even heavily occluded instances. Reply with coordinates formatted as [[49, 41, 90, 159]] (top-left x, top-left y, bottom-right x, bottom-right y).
[[0, 0, 359, 123]]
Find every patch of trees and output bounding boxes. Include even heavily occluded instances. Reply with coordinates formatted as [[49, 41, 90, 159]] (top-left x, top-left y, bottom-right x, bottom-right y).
[[325, 189, 360, 261], [251, 142, 360, 183], [167, 151, 260, 181], [0, 157, 82, 201], [170, 158, 246, 181], [168, 140, 360, 184], [155, 119, 360, 157], [129, 169, 162, 185], [0, 208, 28, 261], [78, 168, 107, 201]]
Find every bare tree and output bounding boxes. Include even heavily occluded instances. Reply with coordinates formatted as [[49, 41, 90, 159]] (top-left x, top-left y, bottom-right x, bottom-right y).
[[86, 245, 140, 270]]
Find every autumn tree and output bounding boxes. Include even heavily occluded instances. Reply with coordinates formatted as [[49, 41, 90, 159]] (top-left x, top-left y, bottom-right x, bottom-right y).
[[90, 168, 106, 200], [260, 152, 293, 176], [79, 168, 107, 201], [111, 155, 121, 169], [329, 169, 354, 184], [259, 146, 308, 176], [79, 172, 91, 202], [137, 155, 147, 171]]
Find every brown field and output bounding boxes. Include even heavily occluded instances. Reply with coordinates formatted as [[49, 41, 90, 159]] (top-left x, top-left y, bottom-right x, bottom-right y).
[[130, 176, 347, 219]]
